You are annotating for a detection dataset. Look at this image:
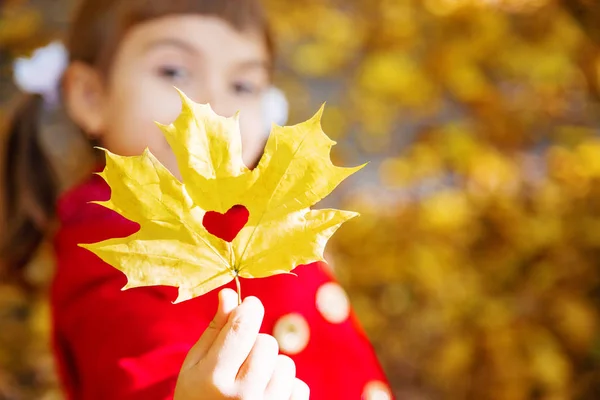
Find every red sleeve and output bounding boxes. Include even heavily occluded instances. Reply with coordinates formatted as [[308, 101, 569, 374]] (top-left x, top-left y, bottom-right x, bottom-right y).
[[52, 209, 217, 400]]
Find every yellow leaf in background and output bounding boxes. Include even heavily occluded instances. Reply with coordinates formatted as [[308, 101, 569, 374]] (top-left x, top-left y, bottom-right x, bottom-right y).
[[80, 90, 362, 303], [0, 7, 41, 46]]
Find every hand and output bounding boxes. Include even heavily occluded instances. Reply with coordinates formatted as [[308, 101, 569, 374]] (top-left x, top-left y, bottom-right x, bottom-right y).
[[174, 289, 310, 400]]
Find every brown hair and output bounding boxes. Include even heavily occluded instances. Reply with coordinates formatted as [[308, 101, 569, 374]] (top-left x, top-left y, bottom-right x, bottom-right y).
[[1, 0, 273, 282]]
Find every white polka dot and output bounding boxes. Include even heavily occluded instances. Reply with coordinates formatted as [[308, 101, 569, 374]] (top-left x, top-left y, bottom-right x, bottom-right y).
[[273, 313, 310, 355], [362, 380, 392, 400], [316, 282, 350, 324]]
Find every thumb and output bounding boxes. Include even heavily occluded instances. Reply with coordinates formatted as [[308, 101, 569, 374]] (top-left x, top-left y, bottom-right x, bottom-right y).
[[181, 288, 238, 370]]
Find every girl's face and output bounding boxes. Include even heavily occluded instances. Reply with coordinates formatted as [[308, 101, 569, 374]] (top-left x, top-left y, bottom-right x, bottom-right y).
[[67, 15, 271, 174]]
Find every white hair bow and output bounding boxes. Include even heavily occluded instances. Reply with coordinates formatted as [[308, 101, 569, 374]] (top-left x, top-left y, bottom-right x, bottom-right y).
[[13, 41, 68, 106], [262, 86, 289, 133]]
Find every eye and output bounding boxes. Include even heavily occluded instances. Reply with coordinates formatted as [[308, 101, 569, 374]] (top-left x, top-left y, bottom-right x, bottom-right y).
[[157, 65, 190, 82], [232, 81, 258, 96]]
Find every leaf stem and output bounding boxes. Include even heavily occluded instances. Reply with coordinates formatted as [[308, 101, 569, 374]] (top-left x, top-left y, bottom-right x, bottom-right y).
[[235, 274, 242, 306]]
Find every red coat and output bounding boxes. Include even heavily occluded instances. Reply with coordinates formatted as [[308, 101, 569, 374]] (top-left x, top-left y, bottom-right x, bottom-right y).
[[51, 174, 392, 400]]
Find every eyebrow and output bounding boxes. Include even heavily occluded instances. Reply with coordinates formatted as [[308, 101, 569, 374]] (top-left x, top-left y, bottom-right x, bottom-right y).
[[145, 38, 198, 55], [145, 37, 270, 72]]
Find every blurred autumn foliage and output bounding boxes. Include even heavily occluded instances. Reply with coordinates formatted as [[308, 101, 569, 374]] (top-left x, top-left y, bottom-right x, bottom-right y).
[[335, 136, 600, 399], [3, 0, 600, 399]]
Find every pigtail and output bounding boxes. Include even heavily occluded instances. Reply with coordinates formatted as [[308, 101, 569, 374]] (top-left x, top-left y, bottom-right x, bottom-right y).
[[1, 94, 59, 281]]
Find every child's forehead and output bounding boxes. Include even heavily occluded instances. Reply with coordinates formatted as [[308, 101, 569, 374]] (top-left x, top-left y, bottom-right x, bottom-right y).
[[127, 15, 270, 63]]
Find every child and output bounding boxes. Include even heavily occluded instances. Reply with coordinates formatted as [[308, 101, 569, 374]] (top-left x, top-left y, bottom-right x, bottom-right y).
[[1, 0, 392, 399]]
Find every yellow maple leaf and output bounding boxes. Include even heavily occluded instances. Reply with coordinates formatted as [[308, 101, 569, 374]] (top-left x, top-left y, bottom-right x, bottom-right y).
[[80, 90, 363, 303]]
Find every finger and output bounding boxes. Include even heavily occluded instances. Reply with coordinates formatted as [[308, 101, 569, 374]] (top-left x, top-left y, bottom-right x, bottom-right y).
[[236, 334, 279, 392], [181, 288, 238, 369], [265, 355, 296, 400], [290, 378, 310, 400], [209, 296, 265, 379]]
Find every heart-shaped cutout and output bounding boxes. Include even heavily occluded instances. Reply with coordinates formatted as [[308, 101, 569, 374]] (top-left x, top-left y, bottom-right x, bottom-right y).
[[202, 205, 249, 242]]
